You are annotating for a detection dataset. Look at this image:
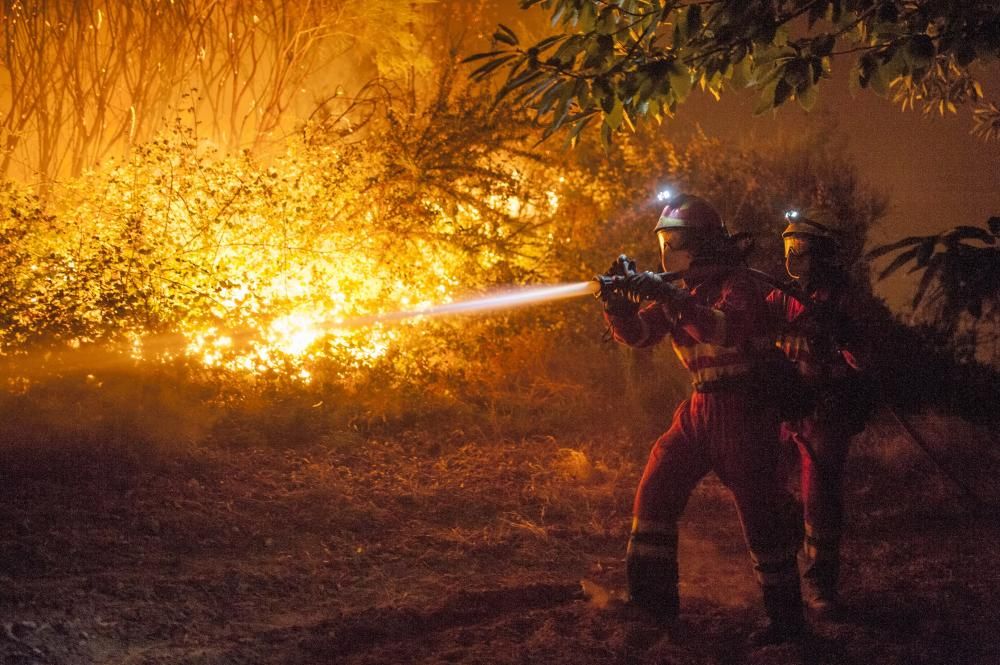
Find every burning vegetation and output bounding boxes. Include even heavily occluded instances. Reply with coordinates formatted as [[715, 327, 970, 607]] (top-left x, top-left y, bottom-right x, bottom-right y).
[[0, 107, 888, 440]]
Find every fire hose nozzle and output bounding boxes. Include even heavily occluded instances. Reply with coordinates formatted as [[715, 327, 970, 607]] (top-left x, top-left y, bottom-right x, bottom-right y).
[[591, 274, 624, 302], [591, 271, 683, 302]]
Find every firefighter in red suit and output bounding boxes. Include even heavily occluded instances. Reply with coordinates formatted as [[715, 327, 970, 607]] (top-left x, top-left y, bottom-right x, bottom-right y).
[[767, 210, 874, 618], [603, 194, 806, 644]]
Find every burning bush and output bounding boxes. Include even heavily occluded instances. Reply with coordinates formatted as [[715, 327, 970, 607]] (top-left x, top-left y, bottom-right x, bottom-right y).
[[0, 72, 886, 443]]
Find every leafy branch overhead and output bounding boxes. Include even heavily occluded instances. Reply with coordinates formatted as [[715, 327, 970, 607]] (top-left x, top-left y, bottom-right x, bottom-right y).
[[465, 1, 1000, 146]]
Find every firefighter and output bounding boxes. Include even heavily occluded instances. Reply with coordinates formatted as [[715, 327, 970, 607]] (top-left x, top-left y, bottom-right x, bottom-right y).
[[603, 194, 806, 645], [767, 209, 875, 619]]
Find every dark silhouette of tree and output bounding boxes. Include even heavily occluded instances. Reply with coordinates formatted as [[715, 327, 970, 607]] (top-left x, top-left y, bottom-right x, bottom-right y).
[[466, 0, 1000, 146], [868, 218, 1000, 363]]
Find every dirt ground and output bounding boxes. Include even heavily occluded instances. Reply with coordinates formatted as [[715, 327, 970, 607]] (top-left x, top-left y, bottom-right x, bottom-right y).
[[1, 412, 999, 665]]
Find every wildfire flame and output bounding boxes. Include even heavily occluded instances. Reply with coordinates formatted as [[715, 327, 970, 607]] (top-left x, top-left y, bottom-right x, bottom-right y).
[[162, 186, 568, 381], [178, 281, 596, 381]]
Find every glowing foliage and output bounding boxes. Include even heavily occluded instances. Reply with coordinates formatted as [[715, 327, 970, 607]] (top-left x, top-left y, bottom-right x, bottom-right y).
[[0, 87, 569, 386]]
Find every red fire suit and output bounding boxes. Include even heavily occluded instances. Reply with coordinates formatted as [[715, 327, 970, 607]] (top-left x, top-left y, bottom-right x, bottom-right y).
[[606, 266, 802, 626], [767, 276, 872, 603]]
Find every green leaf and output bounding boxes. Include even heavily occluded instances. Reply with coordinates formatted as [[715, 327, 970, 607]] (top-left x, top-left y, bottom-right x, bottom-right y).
[[600, 121, 613, 150], [549, 2, 567, 27], [686, 4, 702, 36], [594, 77, 614, 112], [461, 50, 508, 64], [494, 69, 544, 107], [753, 80, 778, 115], [535, 80, 566, 115], [783, 60, 810, 88], [880, 47, 908, 81], [533, 34, 566, 54], [556, 107, 597, 134], [797, 82, 818, 111], [812, 33, 836, 57], [577, 1, 597, 32], [575, 83, 594, 113], [857, 54, 877, 89], [774, 78, 793, 106], [582, 34, 613, 69], [754, 20, 777, 45], [668, 64, 693, 101], [605, 97, 624, 130], [562, 110, 598, 147], [550, 35, 584, 66], [469, 54, 518, 80], [549, 86, 576, 130], [673, 7, 689, 44], [597, 5, 618, 32], [494, 24, 519, 46], [810, 56, 827, 83], [773, 26, 789, 47], [634, 72, 655, 104], [493, 32, 517, 47], [904, 34, 935, 69], [868, 63, 889, 96], [753, 45, 795, 69], [731, 56, 753, 88]]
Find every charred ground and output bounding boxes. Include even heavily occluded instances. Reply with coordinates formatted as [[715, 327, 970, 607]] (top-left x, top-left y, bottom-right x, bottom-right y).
[[1, 412, 998, 665]]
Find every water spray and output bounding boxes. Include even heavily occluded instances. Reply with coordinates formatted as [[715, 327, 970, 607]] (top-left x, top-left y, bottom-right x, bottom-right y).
[[322, 268, 690, 332], [325, 281, 602, 330]]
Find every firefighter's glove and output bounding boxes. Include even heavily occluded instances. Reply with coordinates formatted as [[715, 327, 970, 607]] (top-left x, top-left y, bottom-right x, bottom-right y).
[[602, 255, 639, 317], [625, 272, 690, 310]]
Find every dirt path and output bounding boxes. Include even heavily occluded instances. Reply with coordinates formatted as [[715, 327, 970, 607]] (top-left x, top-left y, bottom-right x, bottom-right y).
[[1, 418, 998, 664]]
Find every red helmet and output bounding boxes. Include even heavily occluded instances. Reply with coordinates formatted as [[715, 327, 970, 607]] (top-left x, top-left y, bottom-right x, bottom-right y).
[[654, 194, 726, 237]]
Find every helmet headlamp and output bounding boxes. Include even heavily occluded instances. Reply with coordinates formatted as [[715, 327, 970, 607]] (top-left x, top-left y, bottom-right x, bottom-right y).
[[656, 189, 674, 203]]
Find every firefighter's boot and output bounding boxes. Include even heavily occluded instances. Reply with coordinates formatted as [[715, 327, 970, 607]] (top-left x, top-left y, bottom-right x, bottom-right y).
[[749, 581, 808, 646], [800, 525, 841, 619], [625, 532, 679, 623]]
